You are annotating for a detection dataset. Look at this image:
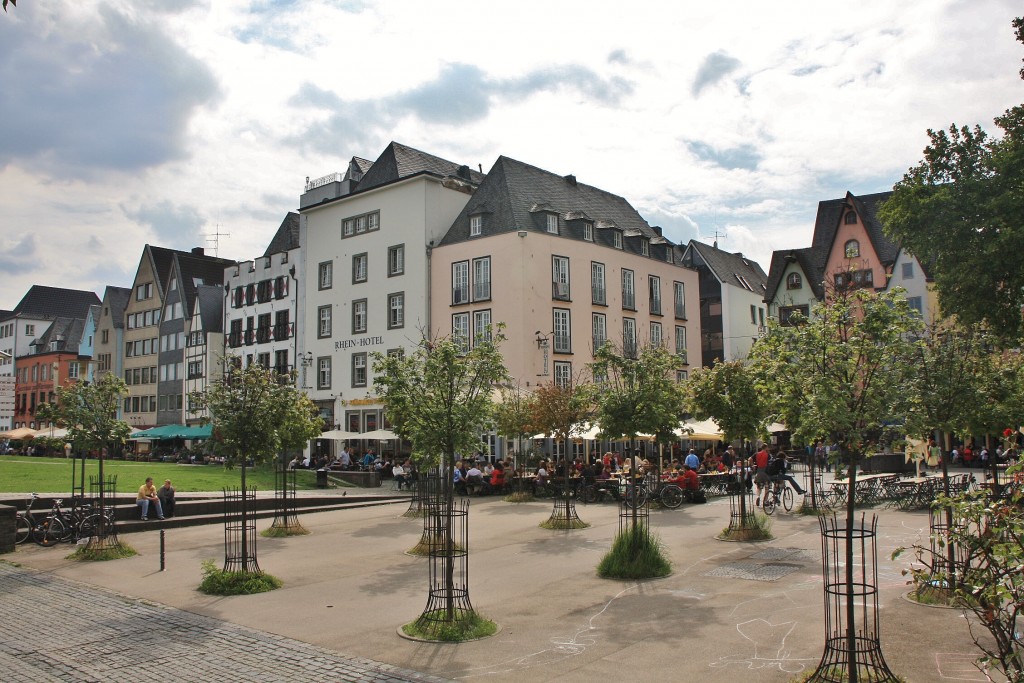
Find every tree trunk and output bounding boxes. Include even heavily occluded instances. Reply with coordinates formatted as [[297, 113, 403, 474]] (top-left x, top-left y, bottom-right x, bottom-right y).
[[241, 459, 249, 573], [844, 446, 858, 683], [443, 451, 455, 621]]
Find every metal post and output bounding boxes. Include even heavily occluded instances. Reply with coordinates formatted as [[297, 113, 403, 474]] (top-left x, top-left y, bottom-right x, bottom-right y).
[[159, 529, 165, 571]]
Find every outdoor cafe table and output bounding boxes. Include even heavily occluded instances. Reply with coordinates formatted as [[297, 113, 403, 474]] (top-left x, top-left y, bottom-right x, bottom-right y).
[[827, 472, 893, 507]]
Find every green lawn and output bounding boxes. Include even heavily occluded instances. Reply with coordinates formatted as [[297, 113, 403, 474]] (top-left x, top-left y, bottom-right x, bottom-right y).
[[0, 455, 323, 494]]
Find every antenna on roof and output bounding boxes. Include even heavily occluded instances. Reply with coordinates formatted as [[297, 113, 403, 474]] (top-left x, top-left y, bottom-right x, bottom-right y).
[[206, 224, 230, 257], [712, 227, 727, 250]]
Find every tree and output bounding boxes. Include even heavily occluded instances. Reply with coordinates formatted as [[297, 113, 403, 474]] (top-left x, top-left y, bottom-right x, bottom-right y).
[[189, 361, 322, 573], [39, 373, 132, 549], [755, 286, 923, 681], [880, 17, 1024, 341], [529, 373, 594, 529], [492, 382, 537, 499], [372, 328, 508, 636]]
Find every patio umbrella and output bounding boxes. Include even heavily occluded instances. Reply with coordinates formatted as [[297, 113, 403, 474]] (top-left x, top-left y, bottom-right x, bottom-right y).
[[319, 429, 362, 440], [360, 428, 398, 440], [674, 418, 723, 440], [0, 427, 37, 439]]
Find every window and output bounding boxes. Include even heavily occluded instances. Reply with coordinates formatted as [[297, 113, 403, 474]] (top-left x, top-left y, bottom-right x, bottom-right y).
[[907, 296, 923, 315], [623, 318, 637, 357], [470, 215, 482, 237], [275, 275, 288, 299], [902, 262, 914, 279], [274, 310, 290, 341], [352, 253, 368, 283], [342, 218, 354, 237], [787, 272, 802, 289], [101, 329, 109, 344], [170, 277, 180, 293], [665, 247, 674, 264], [552, 256, 570, 300], [388, 244, 405, 276], [546, 213, 559, 234], [388, 292, 404, 329], [844, 240, 860, 258], [845, 211, 857, 225], [25, 323, 35, 336], [750, 305, 757, 324], [553, 309, 571, 353], [650, 322, 663, 347], [452, 261, 469, 304], [136, 283, 152, 301], [591, 262, 606, 305], [759, 307, 765, 327], [676, 370, 688, 382], [779, 305, 810, 326], [641, 240, 649, 257], [274, 350, 289, 376], [352, 353, 367, 387], [649, 275, 662, 315], [613, 231, 623, 249], [675, 325, 687, 361], [319, 261, 333, 289], [583, 222, 593, 242], [554, 361, 571, 388], [674, 281, 686, 319], [472, 257, 491, 301], [318, 305, 332, 338], [473, 310, 491, 343], [592, 313, 607, 351], [452, 313, 470, 351], [352, 299, 367, 334], [622, 269, 635, 309], [188, 361, 203, 379], [317, 357, 331, 389], [341, 210, 380, 238]]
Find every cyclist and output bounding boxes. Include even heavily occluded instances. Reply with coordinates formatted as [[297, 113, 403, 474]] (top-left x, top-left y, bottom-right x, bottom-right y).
[[766, 451, 806, 496]]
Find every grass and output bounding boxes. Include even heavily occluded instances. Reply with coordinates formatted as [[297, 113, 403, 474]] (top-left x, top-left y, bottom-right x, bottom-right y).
[[197, 559, 283, 595], [0, 455, 323, 493], [261, 523, 310, 537], [407, 533, 465, 556], [402, 609, 498, 642], [718, 511, 774, 541], [66, 541, 137, 561], [597, 525, 672, 579], [503, 491, 535, 503], [539, 516, 590, 530]]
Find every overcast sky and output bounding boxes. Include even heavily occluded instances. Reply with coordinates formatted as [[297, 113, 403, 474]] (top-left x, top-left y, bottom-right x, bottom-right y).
[[1, 0, 1021, 311]]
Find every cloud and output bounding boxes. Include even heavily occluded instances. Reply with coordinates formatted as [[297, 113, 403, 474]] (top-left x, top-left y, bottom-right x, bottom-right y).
[[124, 201, 204, 246], [686, 140, 763, 171], [608, 49, 630, 65], [0, 3, 220, 176], [692, 50, 742, 96], [396, 63, 493, 124], [0, 235, 39, 274]]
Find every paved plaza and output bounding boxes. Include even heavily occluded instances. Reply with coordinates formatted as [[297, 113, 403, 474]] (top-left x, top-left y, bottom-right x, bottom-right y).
[[2, 478, 996, 682]]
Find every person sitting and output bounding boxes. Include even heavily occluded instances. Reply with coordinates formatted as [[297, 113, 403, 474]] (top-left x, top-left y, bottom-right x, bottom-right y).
[[136, 477, 165, 521], [766, 452, 806, 495], [157, 479, 176, 518], [534, 463, 549, 493], [392, 461, 409, 490], [488, 461, 505, 494], [453, 461, 468, 495], [466, 463, 485, 493], [680, 464, 699, 492]]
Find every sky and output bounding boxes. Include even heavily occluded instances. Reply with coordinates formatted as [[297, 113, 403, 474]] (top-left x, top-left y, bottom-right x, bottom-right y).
[[1, 0, 1022, 311]]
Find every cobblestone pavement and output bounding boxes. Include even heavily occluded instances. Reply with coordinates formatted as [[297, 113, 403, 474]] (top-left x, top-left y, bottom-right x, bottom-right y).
[[0, 562, 450, 683]]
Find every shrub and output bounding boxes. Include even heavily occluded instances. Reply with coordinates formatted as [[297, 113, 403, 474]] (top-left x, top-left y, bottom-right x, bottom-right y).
[[597, 525, 672, 579]]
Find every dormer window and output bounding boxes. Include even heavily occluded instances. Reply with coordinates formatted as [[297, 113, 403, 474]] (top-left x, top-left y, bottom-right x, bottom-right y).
[[583, 222, 593, 242], [665, 248, 673, 264], [469, 214, 482, 237], [786, 272, 802, 290], [641, 240, 649, 257], [546, 214, 559, 234], [613, 231, 623, 249], [844, 240, 860, 258], [845, 211, 857, 225]]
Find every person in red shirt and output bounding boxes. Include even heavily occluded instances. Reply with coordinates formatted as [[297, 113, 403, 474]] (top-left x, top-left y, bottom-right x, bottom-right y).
[[680, 464, 699, 491], [489, 461, 506, 493]]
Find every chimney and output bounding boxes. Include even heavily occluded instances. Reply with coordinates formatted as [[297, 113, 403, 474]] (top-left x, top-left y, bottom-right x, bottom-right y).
[[652, 226, 663, 236], [192, 247, 205, 256], [564, 174, 577, 186]]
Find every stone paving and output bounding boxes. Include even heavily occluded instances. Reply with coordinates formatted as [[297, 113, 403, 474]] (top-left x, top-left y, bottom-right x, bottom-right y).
[[0, 562, 450, 683]]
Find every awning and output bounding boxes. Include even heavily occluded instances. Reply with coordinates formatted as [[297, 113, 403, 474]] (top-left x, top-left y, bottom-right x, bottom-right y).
[[129, 424, 212, 440], [0, 427, 38, 439], [674, 418, 724, 440], [319, 429, 362, 441], [360, 428, 399, 440]]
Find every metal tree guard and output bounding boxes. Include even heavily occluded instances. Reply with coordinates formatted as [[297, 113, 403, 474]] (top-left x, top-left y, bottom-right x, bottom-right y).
[[404, 471, 437, 518], [270, 460, 301, 531], [726, 478, 758, 535], [223, 486, 260, 573], [808, 513, 897, 683], [927, 505, 968, 589], [87, 474, 118, 547]]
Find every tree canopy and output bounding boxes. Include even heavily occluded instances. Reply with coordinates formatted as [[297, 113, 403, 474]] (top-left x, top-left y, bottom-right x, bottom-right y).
[[37, 373, 132, 453], [880, 17, 1024, 341], [591, 342, 685, 443], [686, 359, 769, 446], [188, 362, 322, 466], [372, 329, 508, 468], [529, 375, 594, 446]]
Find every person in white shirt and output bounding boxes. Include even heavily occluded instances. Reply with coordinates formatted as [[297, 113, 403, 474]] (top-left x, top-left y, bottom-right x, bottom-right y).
[[393, 461, 408, 489]]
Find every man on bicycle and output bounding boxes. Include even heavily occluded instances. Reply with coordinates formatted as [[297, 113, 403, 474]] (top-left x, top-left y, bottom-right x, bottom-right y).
[[766, 451, 806, 495]]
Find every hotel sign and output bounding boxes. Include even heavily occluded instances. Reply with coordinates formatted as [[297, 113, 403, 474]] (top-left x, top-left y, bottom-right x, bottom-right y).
[[334, 335, 385, 351]]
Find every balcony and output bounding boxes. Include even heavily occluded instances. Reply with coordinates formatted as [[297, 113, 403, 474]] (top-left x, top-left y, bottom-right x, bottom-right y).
[[552, 281, 570, 301], [228, 332, 243, 348], [274, 322, 293, 340], [256, 327, 271, 344], [244, 329, 255, 346], [676, 349, 688, 364], [675, 303, 686, 319], [650, 297, 662, 315], [452, 287, 468, 305]]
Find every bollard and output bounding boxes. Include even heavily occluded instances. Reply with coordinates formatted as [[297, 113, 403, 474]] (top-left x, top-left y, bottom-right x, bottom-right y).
[[160, 529, 165, 572]]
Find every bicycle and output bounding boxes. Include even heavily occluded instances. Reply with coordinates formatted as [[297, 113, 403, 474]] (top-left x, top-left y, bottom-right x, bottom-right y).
[[15, 493, 65, 546], [44, 497, 113, 543], [761, 478, 794, 515]]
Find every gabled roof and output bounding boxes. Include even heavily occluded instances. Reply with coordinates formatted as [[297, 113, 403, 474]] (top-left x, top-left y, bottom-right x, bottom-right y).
[[263, 212, 301, 257], [195, 285, 224, 334], [145, 245, 180, 302], [0, 309, 12, 322], [171, 251, 235, 317], [439, 156, 671, 260], [812, 191, 898, 268], [354, 141, 484, 193], [764, 247, 824, 303], [31, 317, 86, 354], [10, 286, 100, 321], [102, 286, 132, 330], [684, 240, 768, 293]]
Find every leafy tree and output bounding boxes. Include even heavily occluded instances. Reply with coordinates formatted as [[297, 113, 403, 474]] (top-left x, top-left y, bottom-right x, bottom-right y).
[[880, 17, 1024, 341], [530, 373, 594, 529], [189, 361, 322, 572], [755, 286, 922, 678], [492, 382, 537, 472], [372, 328, 508, 630], [37, 373, 131, 548]]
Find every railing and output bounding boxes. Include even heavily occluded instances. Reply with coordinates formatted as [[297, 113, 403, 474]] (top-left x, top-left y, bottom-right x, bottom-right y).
[[256, 327, 271, 344], [473, 281, 491, 300], [452, 287, 468, 304], [650, 297, 662, 315], [553, 334, 571, 353], [274, 323, 292, 340], [305, 172, 343, 191], [675, 303, 686, 318], [552, 281, 570, 300], [592, 287, 606, 305], [244, 330, 255, 346], [228, 332, 243, 348], [622, 292, 635, 309]]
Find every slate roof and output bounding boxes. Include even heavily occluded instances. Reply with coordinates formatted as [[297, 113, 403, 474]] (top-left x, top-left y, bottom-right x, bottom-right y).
[[763, 247, 824, 302], [31, 317, 86, 354], [438, 156, 675, 260], [10, 286, 100, 321], [355, 141, 484, 193], [172, 251, 235, 316], [146, 245, 179, 301], [0, 309, 12, 322], [195, 285, 225, 334], [103, 286, 132, 330], [685, 240, 768, 293], [263, 212, 301, 257]]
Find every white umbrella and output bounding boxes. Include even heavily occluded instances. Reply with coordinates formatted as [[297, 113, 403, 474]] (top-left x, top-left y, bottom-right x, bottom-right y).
[[674, 418, 723, 440], [360, 428, 399, 441], [319, 429, 362, 440]]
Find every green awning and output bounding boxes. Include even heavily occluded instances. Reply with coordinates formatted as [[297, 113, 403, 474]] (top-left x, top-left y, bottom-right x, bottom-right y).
[[130, 424, 213, 440]]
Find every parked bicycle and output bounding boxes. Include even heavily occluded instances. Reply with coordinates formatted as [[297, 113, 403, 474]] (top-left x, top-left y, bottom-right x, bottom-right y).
[[15, 493, 65, 547], [44, 497, 114, 543]]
